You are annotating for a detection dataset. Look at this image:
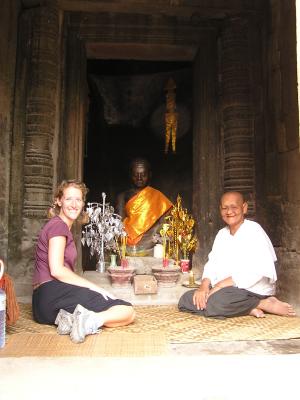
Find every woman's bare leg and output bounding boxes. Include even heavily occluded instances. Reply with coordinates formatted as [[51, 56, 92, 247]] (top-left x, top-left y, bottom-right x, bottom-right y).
[[99, 305, 135, 327]]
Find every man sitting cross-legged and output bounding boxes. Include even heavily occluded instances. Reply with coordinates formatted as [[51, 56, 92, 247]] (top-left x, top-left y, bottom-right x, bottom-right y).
[[178, 191, 296, 319]]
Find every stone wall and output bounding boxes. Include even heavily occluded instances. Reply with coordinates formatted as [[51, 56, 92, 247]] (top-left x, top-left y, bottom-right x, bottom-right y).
[[263, 0, 300, 311], [0, 0, 20, 265], [7, 2, 63, 295], [2, 1, 299, 306]]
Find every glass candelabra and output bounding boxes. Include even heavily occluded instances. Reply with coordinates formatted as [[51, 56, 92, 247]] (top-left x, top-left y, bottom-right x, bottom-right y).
[[81, 192, 126, 272]]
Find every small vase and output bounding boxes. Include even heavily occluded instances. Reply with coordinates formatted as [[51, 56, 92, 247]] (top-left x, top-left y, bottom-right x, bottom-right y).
[[110, 254, 117, 267], [180, 259, 190, 273]]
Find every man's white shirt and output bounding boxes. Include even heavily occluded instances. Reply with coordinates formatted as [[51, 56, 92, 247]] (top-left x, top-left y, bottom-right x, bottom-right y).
[[202, 219, 277, 295]]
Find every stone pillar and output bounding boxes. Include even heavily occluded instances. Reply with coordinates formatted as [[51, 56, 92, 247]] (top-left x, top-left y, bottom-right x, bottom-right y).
[[193, 30, 222, 269], [0, 0, 20, 263], [59, 26, 88, 273], [23, 5, 59, 219], [9, 3, 60, 292], [60, 27, 87, 182], [220, 17, 255, 215]]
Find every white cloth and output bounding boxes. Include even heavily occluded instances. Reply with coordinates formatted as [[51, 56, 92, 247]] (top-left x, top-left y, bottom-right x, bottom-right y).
[[202, 219, 277, 296]]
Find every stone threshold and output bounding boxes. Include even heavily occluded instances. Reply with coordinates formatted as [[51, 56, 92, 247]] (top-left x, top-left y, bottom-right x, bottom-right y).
[[17, 269, 197, 306], [83, 270, 193, 306]]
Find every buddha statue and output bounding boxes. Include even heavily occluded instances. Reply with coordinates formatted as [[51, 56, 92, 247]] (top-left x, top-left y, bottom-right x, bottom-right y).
[[116, 157, 173, 256]]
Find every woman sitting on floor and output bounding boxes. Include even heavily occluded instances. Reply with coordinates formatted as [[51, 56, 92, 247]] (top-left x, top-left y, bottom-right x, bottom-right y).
[[32, 179, 135, 344]]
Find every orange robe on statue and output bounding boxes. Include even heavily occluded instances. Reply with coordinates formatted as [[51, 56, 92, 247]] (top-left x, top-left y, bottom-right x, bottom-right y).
[[124, 186, 173, 246]]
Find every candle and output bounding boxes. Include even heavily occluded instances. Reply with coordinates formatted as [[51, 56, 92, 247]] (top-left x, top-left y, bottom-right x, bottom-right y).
[[121, 235, 127, 258], [154, 244, 164, 258], [189, 270, 195, 286]]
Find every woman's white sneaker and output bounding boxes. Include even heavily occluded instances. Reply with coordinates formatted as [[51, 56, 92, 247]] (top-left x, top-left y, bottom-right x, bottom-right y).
[[70, 304, 101, 344], [55, 309, 74, 335]]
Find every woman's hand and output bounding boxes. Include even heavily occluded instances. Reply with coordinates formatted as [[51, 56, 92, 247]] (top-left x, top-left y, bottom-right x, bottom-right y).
[[91, 286, 117, 300]]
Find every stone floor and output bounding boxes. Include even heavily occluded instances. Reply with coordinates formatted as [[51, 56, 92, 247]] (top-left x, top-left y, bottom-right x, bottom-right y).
[[2, 270, 300, 400]]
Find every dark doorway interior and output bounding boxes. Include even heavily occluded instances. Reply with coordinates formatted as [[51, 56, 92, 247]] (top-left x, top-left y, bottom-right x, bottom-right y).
[[83, 59, 193, 270]]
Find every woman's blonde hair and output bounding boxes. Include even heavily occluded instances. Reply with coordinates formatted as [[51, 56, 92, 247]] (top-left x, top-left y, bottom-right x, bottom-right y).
[[47, 179, 89, 224]]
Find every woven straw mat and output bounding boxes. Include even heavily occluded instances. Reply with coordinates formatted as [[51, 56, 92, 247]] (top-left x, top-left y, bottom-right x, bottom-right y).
[[6, 303, 300, 343]]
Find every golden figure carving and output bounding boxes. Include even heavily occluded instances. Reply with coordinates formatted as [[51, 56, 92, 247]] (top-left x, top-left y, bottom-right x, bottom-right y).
[[164, 78, 178, 153], [162, 195, 197, 265]]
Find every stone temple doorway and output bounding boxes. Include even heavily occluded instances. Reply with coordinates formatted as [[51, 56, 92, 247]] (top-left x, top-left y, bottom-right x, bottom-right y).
[[7, 4, 236, 295], [82, 59, 193, 270], [62, 19, 221, 273]]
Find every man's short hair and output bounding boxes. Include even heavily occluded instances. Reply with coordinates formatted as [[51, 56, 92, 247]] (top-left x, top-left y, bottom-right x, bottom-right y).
[[221, 191, 246, 204]]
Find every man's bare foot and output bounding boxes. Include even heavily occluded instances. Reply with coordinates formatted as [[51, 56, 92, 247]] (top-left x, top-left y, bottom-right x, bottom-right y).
[[249, 308, 265, 318], [258, 296, 296, 317]]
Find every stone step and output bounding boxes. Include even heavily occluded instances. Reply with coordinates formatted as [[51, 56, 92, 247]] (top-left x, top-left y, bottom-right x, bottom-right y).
[[83, 271, 198, 306]]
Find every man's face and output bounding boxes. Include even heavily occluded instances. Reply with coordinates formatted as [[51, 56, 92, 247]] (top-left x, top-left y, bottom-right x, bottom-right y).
[[131, 164, 149, 188], [219, 192, 247, 233]]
